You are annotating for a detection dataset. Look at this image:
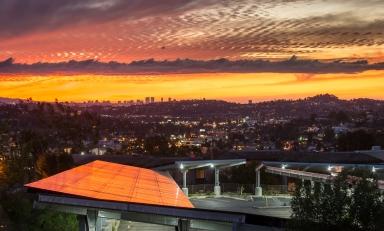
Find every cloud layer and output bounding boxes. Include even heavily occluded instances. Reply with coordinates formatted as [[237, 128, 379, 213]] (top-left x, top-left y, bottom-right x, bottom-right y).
[[0, 0, 197, 38], [1, 56, 383, 74], [0, 0, 383, 63]]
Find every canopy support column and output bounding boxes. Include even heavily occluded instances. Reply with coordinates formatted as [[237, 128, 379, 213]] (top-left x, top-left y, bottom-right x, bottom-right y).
[[86, 210, 101, 231], [282, 176, 288, 193], [255, 163, 263, 197], [182, 170, 189, 197], [78, 215, 88, 231], [176, 219, 190, 231], [214, 168, 221, 197]]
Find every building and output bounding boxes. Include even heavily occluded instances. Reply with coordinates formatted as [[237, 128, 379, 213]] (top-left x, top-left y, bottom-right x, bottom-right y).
[[145, 97, 150, 104], [25, 160, 284, 230]]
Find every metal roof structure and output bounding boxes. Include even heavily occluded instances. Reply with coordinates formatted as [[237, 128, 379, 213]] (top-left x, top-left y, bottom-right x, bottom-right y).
[[156, 159, 246, 171], [26, 160, 193, 208], [264, 166, 333, 183], [263, 165, 384, 189], [26, 160, 287, 230], [261, 161, 384, 169], [220, 151, 384, 164]]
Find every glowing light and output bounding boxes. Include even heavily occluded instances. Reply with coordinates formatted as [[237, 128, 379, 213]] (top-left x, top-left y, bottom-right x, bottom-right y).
[[1, 71, 384, 103], [25, 160, 193, 208]]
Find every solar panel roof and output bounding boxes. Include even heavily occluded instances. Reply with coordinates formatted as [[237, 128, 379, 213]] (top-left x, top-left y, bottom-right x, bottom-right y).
[[25, 160, 193, 208]]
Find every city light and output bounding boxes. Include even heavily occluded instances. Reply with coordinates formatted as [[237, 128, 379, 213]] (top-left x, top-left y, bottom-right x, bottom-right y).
[[180, 164, 184, 170]]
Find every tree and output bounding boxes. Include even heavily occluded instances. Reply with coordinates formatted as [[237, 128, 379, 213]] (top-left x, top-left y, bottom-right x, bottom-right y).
[[349, 170, 384, 230], [289, 169, 384, 231], [323, 127, 335, 143], [0, 191, 78, 231], [34, 209, 78, 231], [329, 111, 350, 123], [2, 151, 34, 187], [144, 135, 170, 156], [35, 153, 74, 178], [337, 130, 375, 151]]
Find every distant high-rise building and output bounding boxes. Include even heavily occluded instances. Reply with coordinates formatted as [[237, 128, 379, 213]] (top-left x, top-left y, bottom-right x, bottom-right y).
[[150, 97, 155, 103], [168, 97, 172, 102], [248, 100, 253, 104], [161, 97, 164, 102], [145, 97, 150, 104]]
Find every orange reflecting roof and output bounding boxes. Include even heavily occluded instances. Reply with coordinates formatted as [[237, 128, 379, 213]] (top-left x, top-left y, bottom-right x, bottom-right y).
[[25, 160, 193, 208]]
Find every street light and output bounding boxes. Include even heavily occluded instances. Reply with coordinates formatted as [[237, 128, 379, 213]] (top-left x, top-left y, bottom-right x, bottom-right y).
[[180, 163, 184, 170]]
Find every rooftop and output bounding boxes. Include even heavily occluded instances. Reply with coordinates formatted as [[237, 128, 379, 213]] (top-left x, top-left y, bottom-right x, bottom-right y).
[[25, 160, 193, 208]]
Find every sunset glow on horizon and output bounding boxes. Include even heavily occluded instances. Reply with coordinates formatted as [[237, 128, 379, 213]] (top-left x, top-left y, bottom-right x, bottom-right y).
[[1, 71, 384, 103]]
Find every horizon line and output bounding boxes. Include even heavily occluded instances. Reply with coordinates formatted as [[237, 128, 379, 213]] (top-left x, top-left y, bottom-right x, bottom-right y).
[[2, 94, 383, 105]]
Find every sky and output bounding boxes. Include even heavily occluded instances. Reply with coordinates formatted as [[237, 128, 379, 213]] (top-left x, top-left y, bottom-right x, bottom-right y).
[[0, 0, 383, 102]]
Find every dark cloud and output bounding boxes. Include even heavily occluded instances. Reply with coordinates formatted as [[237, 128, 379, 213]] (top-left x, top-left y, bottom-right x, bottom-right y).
[[0, 0, 383, 62], [0, 56, 383, 75], [0, 0, 197, 38]]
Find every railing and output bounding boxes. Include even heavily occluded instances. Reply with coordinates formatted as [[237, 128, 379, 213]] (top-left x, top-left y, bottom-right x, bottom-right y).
[[187, 184, 215, 195], [261, 184, 290, 195], [187, 183, 291, 195]]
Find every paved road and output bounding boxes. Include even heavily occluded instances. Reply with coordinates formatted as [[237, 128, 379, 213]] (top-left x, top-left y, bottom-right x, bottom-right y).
[[191, 197, 292, 219], [97, 197, 291, 230], [117, 221, 174, 231]]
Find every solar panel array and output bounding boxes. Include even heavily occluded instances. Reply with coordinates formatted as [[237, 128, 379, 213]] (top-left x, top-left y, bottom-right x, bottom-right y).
[[26, 160, 193, 208]]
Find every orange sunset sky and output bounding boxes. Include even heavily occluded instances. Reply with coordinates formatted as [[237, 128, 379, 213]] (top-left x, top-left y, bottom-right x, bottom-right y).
[[0, 0, 384, 102]]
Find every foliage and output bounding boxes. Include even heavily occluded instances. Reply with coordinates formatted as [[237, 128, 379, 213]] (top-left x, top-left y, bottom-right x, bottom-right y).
[[289, 169, 384, 231], [144, 135, 171, 156], [1, 151, 34, 187], [35, 152, 74, 178], [143, 135, 202, 157], [34, 209, 78, 231], [0, 130, 75, 230], [337, 130, 375, 151], [0, 192, 78, 231], [329, 110, 351, 123]]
